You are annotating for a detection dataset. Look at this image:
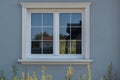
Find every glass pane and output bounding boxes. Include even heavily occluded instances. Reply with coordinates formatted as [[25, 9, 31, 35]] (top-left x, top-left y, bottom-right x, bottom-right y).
[[31, 13, 42, 26], [60, 28, 69, 40], [43, 27, 53, 40], [60, 13, 70, 26], [71, 41, 81, 54], [43, 41, 53, 54], [43, 13, 53, 26], [59, 13, 82, 54], [71, 13, 82, 24], [71, 13, 82, 40], [71, 40, 76, 54], [60, 41, 70, 54], [31, 41, 42, 54], [71, 27, 81, 40], [31, 27, 42, 40]]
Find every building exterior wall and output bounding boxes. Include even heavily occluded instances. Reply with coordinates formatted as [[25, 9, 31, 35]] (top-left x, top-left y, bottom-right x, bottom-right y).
[[0, 0, 120, 80]]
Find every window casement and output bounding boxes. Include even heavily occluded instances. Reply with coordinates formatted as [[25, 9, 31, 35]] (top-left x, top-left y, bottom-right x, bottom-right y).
[[18, 2, 93, 64]]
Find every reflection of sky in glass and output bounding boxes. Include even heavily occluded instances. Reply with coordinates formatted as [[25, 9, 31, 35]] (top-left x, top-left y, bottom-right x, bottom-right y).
[[31, 27, 42, 40], [31, 13, 53, 27], [60, 13, 70, 26], [43, 13, 53, 26], [60, 28, 69, 36], [71, 13, 82, 24], [60, 13, 82, 26], [31, 13, 42, 26]]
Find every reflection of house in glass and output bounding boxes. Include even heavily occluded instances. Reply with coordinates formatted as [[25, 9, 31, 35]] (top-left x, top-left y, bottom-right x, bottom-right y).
[[43, 36, 53, 54], [65, 21, 82, 54], [31, 35, 53, 54]]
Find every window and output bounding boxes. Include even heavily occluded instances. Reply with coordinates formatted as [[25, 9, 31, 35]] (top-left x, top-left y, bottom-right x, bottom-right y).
[[18, 2, 92, 64]]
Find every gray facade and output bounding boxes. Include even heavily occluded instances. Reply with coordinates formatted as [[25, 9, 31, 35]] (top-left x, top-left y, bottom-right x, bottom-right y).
[[0, 0, 120, 80]]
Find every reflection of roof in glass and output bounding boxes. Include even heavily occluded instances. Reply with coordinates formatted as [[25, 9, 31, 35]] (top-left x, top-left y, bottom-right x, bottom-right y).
[[67, 21, 82, 34], [67, 21, 82, 26], [43, 36, 53, 40]]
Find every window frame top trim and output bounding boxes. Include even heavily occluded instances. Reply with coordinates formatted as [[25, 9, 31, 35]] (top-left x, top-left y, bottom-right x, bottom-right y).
[[20, 2, 92, 8]]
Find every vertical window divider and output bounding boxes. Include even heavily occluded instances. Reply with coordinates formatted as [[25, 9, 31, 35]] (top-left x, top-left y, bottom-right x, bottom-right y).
[[70, 13, 72, 54], [53, 12, 59, 55], [41, 13, 43, 54], [81, 12, 84, 55]]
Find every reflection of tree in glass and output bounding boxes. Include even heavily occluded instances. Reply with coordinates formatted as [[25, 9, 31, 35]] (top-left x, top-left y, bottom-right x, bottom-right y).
[[60, 34, 67, 40], [43, 32, 50, 37], [60, 41, 76, 54], [60, 41, 65, 54], [33, 32, 51, 40], [71, 41, 76, 54], [34, 33, 42, 40], [60, 41, 70, 54]]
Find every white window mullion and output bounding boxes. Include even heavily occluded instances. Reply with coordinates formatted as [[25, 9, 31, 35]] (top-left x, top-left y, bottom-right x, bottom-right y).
[[53, 12, 59, 55], [26, 10, 31, 58]]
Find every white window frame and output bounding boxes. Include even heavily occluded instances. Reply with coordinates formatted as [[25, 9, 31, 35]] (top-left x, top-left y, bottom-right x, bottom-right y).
[[18, 2, 93, 64]]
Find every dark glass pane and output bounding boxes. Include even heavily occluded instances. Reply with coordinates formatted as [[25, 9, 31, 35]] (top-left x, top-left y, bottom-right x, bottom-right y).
[[43, 41, 53, 54], [43, 27, 53, 40], [60, 41, 70, 54], [31, 41, 42, 54], [43, 13, 53, 26], [70, 13, 82, 40], [59, 13, 82, 54], [60, 13, 70, 26], [71, 27, 81, 40], [71, 41, 81, 54], [60, 28, 69, 40], [31, 27, 42, 40], [31, 13, 42, 26]]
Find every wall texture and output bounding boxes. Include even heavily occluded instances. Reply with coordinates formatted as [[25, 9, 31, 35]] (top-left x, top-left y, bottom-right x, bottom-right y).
[[0, 0, 120, 80]]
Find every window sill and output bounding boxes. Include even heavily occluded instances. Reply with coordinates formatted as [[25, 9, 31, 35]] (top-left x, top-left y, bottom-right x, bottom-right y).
[[18, 59, 93, 64]]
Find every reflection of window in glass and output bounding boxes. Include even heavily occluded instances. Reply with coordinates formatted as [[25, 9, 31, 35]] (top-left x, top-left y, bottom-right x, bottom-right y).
[[31, 13, 53, 54], [60, 13, 82, 54]]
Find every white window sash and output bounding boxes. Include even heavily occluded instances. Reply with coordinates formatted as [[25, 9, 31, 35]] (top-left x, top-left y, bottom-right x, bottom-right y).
[[53, 12, 60, 55]]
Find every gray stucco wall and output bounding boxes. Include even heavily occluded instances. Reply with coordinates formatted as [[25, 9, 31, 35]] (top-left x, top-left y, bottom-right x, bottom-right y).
[[0, 0, 120, 80]]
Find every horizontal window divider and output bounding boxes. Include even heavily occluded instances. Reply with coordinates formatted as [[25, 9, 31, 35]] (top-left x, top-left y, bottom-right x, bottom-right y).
[[32, 26, 53, 27], [32, 40, 53, 41], [60, 40, 82, 41], [60, 26, 82, 28]]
